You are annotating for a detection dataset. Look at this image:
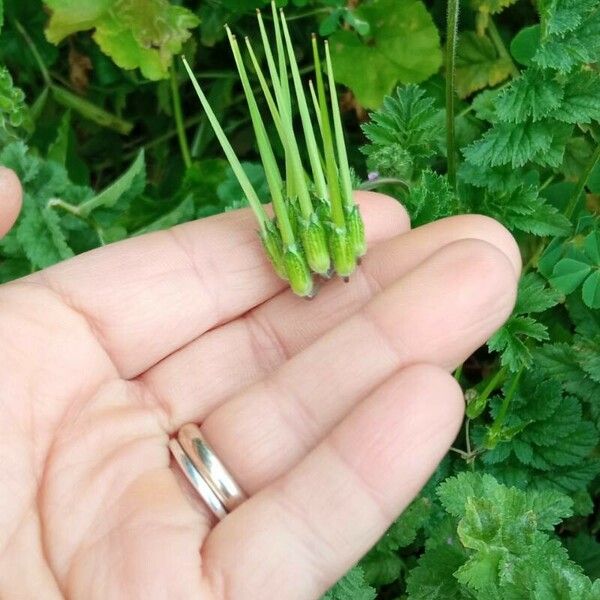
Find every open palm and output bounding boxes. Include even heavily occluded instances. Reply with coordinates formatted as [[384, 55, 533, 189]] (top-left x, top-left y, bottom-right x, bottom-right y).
[[0, 167, 520, 599]]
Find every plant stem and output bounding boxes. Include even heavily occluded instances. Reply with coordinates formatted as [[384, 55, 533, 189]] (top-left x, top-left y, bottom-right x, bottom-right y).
[[358, 177, 409, 191], [445, 0, 460, 193], [487, 18, 519, 78], [13, 20, 51, 85], [170, 66, 192, 169], [489, 367, 523, 437], [564, 142, 600, 219]]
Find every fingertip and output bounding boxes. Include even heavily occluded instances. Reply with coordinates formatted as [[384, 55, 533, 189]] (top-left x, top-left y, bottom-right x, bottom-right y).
[[354, 191, 410, 243], [0, 167, 22, 237]]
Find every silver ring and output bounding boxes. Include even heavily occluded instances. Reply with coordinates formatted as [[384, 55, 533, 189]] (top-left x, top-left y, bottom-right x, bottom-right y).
[[177, 423, 247, 513], [169, 439, 227, 520]]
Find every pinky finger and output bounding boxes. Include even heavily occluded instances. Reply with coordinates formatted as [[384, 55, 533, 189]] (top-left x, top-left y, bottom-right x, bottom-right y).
[[0, 167, 22, 238], [202, 363, 464, 600]]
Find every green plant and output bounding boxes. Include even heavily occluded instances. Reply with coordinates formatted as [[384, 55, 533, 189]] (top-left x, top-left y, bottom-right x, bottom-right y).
[[183, 5, 366, 297], [0, 0, 599, 597]]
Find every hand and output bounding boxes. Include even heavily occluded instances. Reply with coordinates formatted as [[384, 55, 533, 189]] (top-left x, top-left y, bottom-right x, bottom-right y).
[[0, 166, 520, 599]]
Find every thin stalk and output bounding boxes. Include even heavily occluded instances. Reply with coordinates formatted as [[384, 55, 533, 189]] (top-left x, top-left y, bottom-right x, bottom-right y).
[[226, 30, 295, 246], [564, 142, 600, 219], [14, 20, 51, 85], [280, 12, 328, 200], [182, 57, 268, 231], [313, 38, 345, 228], [170, 66, 192, 169], [478, 366, 507, 406], [270, 3, 291, 119], [252, 20, 313, 218], [325, 41, 354, 210], [445, 0, 460, 192], [358, 177, 409, 191], [489, 368, 523, 438], [487, 18, 519, 78], [258, 7, 295, 200]]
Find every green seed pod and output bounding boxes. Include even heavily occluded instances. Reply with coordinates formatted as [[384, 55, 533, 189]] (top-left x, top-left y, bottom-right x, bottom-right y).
[[328, 226, 356, 278], [299, 212, 330, 275], [284, 245, 314, 297], [260, 221, 287, 280], [346, 205, 366, 258]]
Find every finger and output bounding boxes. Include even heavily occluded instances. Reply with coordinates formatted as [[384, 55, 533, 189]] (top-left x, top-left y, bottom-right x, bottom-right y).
[[0, 167, 22, 237], [26, 192, 408, 378], [196, 238, 517, 494], [201, 364, 463, 600], [144, 216, 519, 428]]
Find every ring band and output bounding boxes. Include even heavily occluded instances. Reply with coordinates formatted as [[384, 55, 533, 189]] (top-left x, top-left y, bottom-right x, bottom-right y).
[[169, 439, 227, 520], [177, 423, 247, 513]]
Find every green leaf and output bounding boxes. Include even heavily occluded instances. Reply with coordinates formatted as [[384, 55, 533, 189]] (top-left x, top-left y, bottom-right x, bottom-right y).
[[495, 69, 564, 123], [582, 269, 600, 308], [328, 0, 442, 108], [533, 4, 600, 73], [510, 24, 541, 66], [550, 70, 600, 124], [44, 0, 200, 80], [361, 84, 442, 178], [17, 203, 74, 269], [463, 120, 570, 169], [0, 66, 31, 141], [321, 566, 376, 600], [584, 230, 600, 263], [47, 110, 71, 166], [405, 170, 460, 225], [78, 150, 146, 217], [406, 544, 471, 599], [550, 258, 593, 294], [454, 31, 513, 99]]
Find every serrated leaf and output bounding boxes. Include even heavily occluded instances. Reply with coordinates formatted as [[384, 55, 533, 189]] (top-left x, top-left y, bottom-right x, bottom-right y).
[[321, 566, 376, 600], [44, 0, 200, 80], [17, 203, 74, 269], [550, 70, 600, 124], [455, 32, 513, 99], [549, 258, 593, 294], [328, 0, 442, 108], [463, 121, 570, 169], [515, 273, 563, 313], [495, 69, 563, 123]]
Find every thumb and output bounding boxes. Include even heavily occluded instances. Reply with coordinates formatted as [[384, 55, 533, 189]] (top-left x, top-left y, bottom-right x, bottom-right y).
[[0, 166, 22, 238]]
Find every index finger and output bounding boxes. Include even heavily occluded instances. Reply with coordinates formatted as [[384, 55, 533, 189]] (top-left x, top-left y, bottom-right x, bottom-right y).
[[23, 192, 409, 378]]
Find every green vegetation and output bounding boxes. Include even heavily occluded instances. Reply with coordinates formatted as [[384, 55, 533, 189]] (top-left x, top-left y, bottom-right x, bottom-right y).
[[1, 0, 600, 596]]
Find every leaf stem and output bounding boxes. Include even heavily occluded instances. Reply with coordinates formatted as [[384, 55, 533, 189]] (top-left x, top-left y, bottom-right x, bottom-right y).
[[564, 142, 600, 219], [489, 367, 523, 438], [445, 0, 460, 193], [170, 66, 192, 169], [13, 20, 51, 86]]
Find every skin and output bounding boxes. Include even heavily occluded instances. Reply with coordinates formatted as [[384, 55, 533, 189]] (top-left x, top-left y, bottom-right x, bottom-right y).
[[0, 166, 521, 599]]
